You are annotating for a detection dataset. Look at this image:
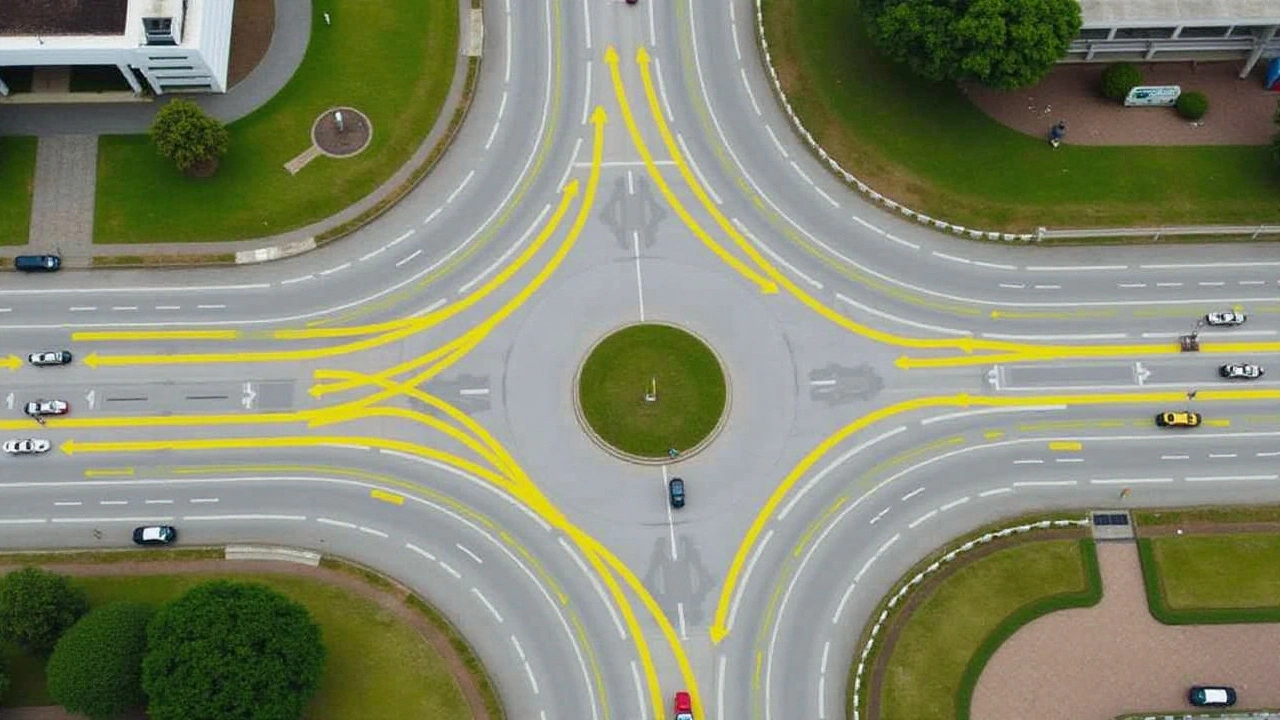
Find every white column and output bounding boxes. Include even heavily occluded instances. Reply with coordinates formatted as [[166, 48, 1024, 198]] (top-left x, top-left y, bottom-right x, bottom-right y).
[[116, 63, 143, 94], [0, 76, 9, 97], [1240, 25, 1279, 78]]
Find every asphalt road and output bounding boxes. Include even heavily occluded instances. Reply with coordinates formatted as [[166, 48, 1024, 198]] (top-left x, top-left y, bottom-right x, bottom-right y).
[[3, 0, 1280, 719]]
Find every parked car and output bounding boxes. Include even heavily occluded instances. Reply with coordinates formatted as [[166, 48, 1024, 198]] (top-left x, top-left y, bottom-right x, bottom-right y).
[[673, 691, 694, 720], [132, 526, 176, 546], [1188, 685, 1236, 707], [1205, 310, 1246, 327], [668, 477, 685, 509], [24, 399, 68, 417], [2, 439, 50, 455], [27, 350, 73, 366], [1155, 411, 1201, 428], [1219, 363, 1264, 379], [14, 255, 60, 272]]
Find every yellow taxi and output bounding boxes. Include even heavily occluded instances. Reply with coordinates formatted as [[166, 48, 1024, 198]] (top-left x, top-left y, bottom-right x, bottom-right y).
[[1155, 411, 1201, 428]]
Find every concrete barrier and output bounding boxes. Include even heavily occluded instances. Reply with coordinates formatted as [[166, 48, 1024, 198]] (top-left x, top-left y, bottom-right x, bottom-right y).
[[234, 237, 317, 265], [224, 545, 321, 566]]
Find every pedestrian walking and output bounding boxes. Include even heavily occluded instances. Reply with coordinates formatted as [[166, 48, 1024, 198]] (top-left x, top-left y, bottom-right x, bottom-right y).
[[1120, 487, 1131, 499], [1048, 120, 1067, 148]]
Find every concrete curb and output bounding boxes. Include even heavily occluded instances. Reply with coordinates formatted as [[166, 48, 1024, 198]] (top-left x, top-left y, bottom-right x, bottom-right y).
[[224, 544, 322, 565], [571, 321, 733, 467], [235, 237, 317, 264]]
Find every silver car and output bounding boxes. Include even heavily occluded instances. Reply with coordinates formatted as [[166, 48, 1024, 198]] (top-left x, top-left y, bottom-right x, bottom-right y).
[[27, 350, 73, 366], [24, 399, 68, 416], [3, 439, 51, 455]]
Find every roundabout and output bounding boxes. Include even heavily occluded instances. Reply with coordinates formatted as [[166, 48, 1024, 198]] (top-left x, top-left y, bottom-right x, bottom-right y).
[[575, 322, 729, 462]]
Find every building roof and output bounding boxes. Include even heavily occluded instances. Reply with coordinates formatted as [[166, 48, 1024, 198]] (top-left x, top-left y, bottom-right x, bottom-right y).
[[0, 0, 130, 37], [1079, 0, 1280, 25]]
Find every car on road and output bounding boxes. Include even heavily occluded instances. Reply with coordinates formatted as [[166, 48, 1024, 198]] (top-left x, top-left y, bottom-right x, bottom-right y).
[[1205, 310, 1246, 327], [13, 255, 61, 272], [668, 477, 685, 509], [1219, 363, 1264, 379], [1189, 685, 1236, 707], [132, 525, 176, 546], [1156, 410, 1201, 428], [3, 439, 50, 455], [24, 399, 68, 417], [626, 0, 637, 5], [27, 350, 73, 366], [673, 691, 693, 720]]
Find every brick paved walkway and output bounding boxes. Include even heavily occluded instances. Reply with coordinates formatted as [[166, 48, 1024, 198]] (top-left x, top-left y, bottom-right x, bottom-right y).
[[27, 136, 98, 261], [971, 542, 1280, 720], [967, 62, 1278, 146]]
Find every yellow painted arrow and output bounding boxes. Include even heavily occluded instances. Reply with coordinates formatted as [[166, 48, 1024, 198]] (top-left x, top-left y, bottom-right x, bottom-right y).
[[606, 45, 778, 295], [0, 355, 20, 371], [72, 330, 240, 342]]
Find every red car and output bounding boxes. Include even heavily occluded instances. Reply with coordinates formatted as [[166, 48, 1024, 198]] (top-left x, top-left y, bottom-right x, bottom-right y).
[[674, 691, 693, 720]]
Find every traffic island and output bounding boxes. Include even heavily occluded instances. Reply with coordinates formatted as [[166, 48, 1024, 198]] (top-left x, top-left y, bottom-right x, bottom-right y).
[[574, 322, 730, 464]]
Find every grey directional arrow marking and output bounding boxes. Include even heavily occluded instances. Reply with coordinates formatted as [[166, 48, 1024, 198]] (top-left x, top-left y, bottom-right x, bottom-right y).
[[808, 362, 884, 405]]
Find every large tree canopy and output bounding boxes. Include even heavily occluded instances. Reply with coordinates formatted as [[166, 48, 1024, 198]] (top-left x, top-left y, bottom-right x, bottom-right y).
[[142, 581, 325, 720], [0, 567, 89, 656], [47, 602, 153, 720], [869, 0, 1082, 90], [149, 98, 229, 173]]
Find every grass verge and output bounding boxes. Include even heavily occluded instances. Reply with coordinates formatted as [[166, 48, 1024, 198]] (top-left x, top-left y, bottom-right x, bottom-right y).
[[873, 538, 1098, 720], [1133, 504, 1280, 527], [1139, 534, 1280, 624], [0, 136, 38, 245], [1, 566, 474, 718], [577, 323, 727, 457], [762, 0, 1280, 230], [94, 0, 458, 243]]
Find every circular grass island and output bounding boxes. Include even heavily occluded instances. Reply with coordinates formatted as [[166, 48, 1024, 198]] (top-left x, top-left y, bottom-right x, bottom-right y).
[[576, 323, 729, 461]]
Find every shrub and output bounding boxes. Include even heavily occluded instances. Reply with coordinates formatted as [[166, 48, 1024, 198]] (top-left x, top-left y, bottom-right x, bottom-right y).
[[1100, 63, 1142, 102], [142, 581, 325, 720], [1176, 91, 1208, 120], [149, 99, 229, 175], [1271, 132, 1280, 171], [47, 602, 153, 720], [0, 567, 89, 656]]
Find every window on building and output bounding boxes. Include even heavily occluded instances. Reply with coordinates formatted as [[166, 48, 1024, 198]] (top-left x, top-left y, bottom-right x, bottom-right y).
[[1229, 25, 1270, 37], [142, 17, 177, 45], [1177, 25, 1230, 38], [1078, 27, 1111, 40], [1113, 26, 1176, 39]]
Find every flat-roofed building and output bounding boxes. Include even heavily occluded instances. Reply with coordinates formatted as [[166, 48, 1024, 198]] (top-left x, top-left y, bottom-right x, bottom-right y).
[[1066, 0, 1280, 77], [0, 0, 234, 96]]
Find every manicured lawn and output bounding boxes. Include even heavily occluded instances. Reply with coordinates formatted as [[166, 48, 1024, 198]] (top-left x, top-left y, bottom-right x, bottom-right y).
[[0, 136, 37, 245], [877, 540, 1094, 720], [578, 324, 727, 457], [1149, 534, 1280, 609], [1, 573, 470, 718], [763, 0, 1280, 230], [94, 0, 458, 243]]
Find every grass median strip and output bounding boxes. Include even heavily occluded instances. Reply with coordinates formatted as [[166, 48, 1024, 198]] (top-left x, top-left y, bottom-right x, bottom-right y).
[[94, 0, 458, 243], [763, 0, 1280, 230]]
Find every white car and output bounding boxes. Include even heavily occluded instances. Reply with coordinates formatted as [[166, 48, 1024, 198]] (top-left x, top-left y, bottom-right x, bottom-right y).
[[27, 350, 73, 366], [24, 399, 68, 416], [3, 439, 51, 455], [1205, 310, 1246, 327], [1220, 363, 1264, 379]]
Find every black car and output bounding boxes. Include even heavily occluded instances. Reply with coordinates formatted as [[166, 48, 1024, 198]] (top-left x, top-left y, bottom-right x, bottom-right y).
[[1188, 685, 1236, 707], [14, 255, 61, 272], [1219, 363, 1263, 380], [28, 350, 73, 367], [132, 525, 176, 546], [668, 478, 685, 509]]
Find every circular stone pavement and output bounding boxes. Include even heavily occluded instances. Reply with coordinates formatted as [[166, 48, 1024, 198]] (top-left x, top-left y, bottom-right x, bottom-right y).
[[575, 322, 729, 463], [312, 107, 373, 158]]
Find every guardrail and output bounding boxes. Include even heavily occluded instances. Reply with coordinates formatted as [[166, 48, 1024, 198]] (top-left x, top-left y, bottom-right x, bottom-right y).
[[1038, 225, 1280, 242]]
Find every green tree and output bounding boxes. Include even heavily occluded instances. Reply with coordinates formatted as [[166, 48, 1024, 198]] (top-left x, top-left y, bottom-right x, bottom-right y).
[[1100, 62, 1142, 102], [0, 567, 89, 656], [869, 0, 1081, 90], [46, 602, 153, 720], [142, 581, 325, 720], [149, 99, 229, 174], [0, 655, 10, 704]]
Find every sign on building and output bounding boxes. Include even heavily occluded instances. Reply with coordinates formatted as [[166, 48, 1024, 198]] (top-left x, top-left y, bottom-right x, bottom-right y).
[[1124, 85, 1181, 107]]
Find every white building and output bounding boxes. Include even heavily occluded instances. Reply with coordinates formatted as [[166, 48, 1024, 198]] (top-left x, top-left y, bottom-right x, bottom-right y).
[[1066, 0, 1280, 77], [0, 0, 235, 96]]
